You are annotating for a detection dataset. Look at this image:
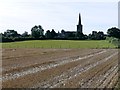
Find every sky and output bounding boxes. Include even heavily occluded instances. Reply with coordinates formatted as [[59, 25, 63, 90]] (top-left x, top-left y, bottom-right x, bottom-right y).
[[0, 0, 119, 35]]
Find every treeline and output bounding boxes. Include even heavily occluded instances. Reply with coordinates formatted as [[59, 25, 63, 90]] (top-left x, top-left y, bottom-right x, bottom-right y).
[[1, 25, 45, 42], [0, 25, 120, 43]]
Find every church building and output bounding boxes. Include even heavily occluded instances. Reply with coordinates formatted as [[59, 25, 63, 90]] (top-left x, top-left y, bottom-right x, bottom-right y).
[[57, 13, 83, 39]]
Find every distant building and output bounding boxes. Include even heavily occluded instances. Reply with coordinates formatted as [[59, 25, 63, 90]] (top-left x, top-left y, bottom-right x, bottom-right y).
[[61, 30, 76, 38], [58, 13, 83, 38]]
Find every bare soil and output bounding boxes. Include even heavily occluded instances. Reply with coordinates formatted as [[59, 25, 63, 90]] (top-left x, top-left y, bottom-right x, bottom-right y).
[[2, 48, 119, 88]]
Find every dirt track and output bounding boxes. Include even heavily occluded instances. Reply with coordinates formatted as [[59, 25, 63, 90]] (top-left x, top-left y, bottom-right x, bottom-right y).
[[2, 48, 119, 88]]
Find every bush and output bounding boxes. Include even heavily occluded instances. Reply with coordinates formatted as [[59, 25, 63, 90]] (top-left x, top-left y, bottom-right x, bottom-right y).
[[106, 37, 120, 48]]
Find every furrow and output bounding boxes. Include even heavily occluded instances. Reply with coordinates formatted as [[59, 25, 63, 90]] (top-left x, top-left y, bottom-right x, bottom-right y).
[[81, 64, 118, 88], [58, 52, 118, 88], [1, 50, 107, 82], [31, 49, 113, 88], [51, 52, 118, 88], [98, 66, 118, 88], [33, 52, 117, 88], [107, 72, 118, 88], [79, 55, 118, 88]]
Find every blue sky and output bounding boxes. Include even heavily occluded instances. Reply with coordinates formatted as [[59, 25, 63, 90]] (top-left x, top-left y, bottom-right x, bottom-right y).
[[0, 0, 119, 35]]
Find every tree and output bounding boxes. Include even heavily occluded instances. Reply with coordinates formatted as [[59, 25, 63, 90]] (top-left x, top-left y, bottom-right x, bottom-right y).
[[51, 29, 57, 38], [45, 30, 52, 38], [76, 33, 85, 40], [97, 31, 105, 40], [0, 33, 3, 42], [4, 29, 20, 37], [61, 29, 65, 34], [88, 31, 105, 40], [31, 25, 44, 38], [107, 27, 120, 39], [22, 31, 29, 37], [60, 29, 66, 38]]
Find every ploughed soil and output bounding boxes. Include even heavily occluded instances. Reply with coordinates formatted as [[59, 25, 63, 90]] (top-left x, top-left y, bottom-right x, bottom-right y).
[[2, 48, 119, 88]]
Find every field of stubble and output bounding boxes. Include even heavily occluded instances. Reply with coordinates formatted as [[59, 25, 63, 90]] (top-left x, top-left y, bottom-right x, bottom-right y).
[[1, 48, 119, 88]]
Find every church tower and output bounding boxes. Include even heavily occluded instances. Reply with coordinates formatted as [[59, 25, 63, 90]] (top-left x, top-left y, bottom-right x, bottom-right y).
[[77, 13, 83, 34]]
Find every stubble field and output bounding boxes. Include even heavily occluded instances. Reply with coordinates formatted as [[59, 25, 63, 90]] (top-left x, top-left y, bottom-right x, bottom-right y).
[[1, 48, 119, 89]]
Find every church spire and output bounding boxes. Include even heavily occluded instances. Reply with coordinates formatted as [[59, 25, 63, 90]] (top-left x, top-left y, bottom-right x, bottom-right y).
[[78, 13, 81, 25], [77, 13, 83, 34]]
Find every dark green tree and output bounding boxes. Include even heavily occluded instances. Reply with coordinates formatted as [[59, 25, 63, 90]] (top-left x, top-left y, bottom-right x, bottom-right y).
[[97, 31, 105, 40], [4, 30, 20, 37], [51, 29, 57, 38], [88, 31, 105, 40], [31, 25, 44, 38], [107, 27, 120, 39], [22, 31, 29, 37], [45, 30, 52, 38]]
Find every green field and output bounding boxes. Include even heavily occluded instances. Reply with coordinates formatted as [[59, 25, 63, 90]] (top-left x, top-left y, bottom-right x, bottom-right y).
[[1, 40, 117, 49]]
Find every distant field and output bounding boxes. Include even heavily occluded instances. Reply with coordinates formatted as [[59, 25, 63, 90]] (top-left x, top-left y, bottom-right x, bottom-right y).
[[2, 40, 116, 48]]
